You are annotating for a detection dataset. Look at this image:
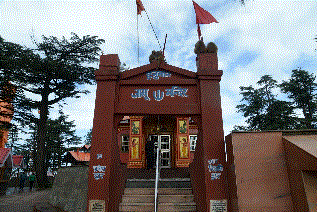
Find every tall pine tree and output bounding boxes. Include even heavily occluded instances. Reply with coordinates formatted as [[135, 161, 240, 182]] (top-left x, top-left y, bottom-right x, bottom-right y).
[[1, 34, 104, 188], [280, 69, 317, 129], [236, 75, 297, 130]]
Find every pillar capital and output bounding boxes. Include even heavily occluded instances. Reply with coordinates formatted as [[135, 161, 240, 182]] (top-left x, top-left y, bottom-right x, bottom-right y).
[[95, 54, 120, 81], [196, 53, 222, 80]]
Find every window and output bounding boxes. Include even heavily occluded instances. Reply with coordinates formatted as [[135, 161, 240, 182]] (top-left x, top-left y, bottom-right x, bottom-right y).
[[189, 135, 197, 151], [121, 135, 129, 152]]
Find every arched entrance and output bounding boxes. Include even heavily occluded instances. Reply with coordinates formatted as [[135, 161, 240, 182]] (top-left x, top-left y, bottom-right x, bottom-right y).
[[116, 115, 199, 170], [87, 53, 229, 211]]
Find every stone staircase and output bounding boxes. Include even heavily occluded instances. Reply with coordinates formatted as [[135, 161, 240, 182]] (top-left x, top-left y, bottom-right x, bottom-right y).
[[119, 178, 196, 212]]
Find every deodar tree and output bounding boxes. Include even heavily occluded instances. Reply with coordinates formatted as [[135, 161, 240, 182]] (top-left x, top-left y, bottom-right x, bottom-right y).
[[1, 33, 104, 188], [236, 75, 297, 131], [280, 69, 317, 129]]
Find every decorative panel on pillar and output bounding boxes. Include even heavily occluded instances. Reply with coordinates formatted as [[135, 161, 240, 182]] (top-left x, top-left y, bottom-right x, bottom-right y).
[[127, 116, 145, 168], [176, 117, 190, 167]]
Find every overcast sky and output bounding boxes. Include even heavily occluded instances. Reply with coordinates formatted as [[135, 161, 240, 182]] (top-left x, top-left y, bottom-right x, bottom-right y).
[[1, 0, 317, 142]]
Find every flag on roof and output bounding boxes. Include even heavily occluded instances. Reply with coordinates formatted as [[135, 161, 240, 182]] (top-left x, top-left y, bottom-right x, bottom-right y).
[[192, 1, 218, 40], [136, 0, 145, 15], [192, 1, 218, 24]]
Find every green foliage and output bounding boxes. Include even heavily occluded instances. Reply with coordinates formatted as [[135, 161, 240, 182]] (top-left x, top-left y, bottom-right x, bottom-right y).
[[45, 109, 81, 172], [84, 128, 92, 145], [194, 40, 206, 54], [237, 71, 317, 131], [23, 107, 81, 173], [236, 75, 298, 130], [0, 33, 104, 188], [280, 69, 317, 128], [232, 125, 249, 131], [194, 40, 218, 54], [149, 50, 166, 63], [206, 42, 218, 53], [264, 100, 299, 130], [0, 37, 35, 129]]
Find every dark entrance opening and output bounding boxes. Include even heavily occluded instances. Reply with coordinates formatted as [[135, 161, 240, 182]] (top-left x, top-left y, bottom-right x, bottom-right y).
[[147, 134, 171, 169]]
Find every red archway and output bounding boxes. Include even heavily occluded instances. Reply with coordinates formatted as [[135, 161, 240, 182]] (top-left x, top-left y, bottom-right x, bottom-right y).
[[86, 53, 229, 211]]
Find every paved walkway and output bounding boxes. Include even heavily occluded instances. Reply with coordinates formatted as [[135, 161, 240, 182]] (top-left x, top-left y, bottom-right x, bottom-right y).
[[0, 188, 52, 212]]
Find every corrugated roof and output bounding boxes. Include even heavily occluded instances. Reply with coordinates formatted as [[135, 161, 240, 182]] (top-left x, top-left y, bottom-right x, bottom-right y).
[[12, 155, 24, 168], [0, 148, 11, 167], [283, 135, 317, 158], [69, 151, 90, 162]]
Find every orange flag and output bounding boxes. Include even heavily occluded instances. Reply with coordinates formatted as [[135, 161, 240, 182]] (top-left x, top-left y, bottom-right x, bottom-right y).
[[192, 1, 218, 40], [192, 1, 218, 24], [136, 0, 145, 15]]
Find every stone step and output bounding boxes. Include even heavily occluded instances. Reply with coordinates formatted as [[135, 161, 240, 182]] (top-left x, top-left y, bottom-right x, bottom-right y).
[[127, 178, 191, 181], [124, 188, 193, 195], [126, 178, 191, 188], [121, 194, 195, 203], [119, 202, 196, 212]]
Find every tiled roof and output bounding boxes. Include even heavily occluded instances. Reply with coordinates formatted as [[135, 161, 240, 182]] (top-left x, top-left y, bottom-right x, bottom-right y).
[[0, 148, 11, 167], [12, 155, 24, 168], [69, 151, 90, 162]]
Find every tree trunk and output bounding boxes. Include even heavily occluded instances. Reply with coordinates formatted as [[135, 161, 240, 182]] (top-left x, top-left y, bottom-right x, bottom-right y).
[[58, 141, 62, 169], [35, 89, 50, 189]]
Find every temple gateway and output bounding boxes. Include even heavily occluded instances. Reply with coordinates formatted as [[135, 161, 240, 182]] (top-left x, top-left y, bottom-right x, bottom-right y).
[[86, 52, 229, 212]]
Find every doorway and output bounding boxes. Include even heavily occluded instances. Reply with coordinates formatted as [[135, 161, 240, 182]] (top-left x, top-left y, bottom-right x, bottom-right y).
[[148, 135, 171, 168]]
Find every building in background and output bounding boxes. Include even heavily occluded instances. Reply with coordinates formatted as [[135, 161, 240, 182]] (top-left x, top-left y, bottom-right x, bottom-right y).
[[0, 148, 12, 195], [0, 83, 16, 148], [65, 145, 91, 166], [12, 155, 26, 170], [226, 130, 317, 212]]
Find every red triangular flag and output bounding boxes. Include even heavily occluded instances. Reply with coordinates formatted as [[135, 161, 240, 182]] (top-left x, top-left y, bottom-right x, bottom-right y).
[[192, 1, 218, 24], [136, 0, 145, 15]]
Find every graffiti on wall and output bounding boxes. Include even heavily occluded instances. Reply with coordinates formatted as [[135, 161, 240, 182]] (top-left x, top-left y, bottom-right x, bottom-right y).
[[93, 165, 106, 180], [131, 86, 188, 101], [208, 159, 223, 180]]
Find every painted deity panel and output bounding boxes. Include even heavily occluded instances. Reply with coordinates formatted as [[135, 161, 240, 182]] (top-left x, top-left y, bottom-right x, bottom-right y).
[[179, 136, 189, 159], [130, 137, 140, 159], [179, 120, 187, 134], [131, 120, 140, 135]]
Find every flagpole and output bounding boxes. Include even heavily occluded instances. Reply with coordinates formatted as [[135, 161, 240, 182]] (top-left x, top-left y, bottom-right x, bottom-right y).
[[162, 34, 167, 57], [137, 14, 140, 65], [197, 23, 201, 40], [192, 0, 218, 41], [136, 0, 162, 51], [156, 34, 167, 71]]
